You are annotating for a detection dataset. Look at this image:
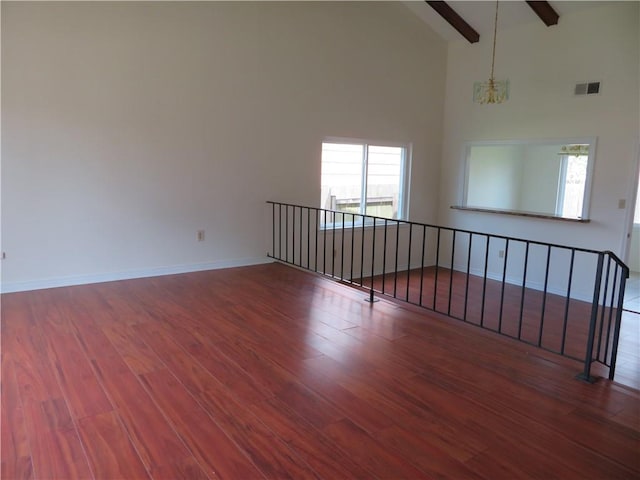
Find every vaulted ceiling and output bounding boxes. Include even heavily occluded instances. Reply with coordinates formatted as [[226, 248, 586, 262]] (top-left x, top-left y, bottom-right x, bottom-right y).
[[404, 1, 609, 43]]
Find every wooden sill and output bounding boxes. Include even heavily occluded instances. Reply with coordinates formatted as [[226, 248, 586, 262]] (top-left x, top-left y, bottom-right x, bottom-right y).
[[450, 205, 590, 223]]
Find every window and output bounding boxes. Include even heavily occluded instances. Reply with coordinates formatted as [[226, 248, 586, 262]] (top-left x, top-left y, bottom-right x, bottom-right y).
[[320, 139, 409, 225], [556, 154, 588, 219]]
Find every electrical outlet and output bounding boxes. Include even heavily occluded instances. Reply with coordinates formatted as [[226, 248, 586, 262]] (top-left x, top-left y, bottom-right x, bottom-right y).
[[197, 230, 205, 242], [1, 252, 5, 260], [618, 199, 626, 209], [498, 250, 505, 259]]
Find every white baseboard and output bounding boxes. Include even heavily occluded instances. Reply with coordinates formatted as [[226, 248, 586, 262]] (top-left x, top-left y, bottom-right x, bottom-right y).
[[453, 263, 593, 303], [1, 256, 272, 293], [346, 260, 593, 303]]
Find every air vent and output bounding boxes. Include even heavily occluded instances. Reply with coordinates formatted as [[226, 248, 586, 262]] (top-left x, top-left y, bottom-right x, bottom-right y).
[[575, 81, 600, 96], [587, 82, 600, 94]]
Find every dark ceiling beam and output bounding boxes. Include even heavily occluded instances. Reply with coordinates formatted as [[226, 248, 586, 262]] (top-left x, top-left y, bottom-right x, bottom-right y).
[[526, 1, 559, 26], [425, 1, 480, 44]]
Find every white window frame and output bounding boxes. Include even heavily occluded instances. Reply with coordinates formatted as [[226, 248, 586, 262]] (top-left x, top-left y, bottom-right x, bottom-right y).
[[321, 137, 411, 228]]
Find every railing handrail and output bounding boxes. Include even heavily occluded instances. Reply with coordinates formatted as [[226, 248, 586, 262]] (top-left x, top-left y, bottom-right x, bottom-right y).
[[602, 250, 630, 276], [267, 201, 612, 257]]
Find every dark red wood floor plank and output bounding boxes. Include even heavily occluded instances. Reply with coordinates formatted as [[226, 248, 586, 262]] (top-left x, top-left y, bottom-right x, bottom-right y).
[[275, 380, 344, 430], [213, 338, 299, 395], [322, 418, 432, 479], [39, 328, 112, 420], [136, 325, 319, 479], [77, 411, 150, 480], [295, 363, 395, 433], [100, 321, 165, 375], [92, 368, 195, 475], [6, 326, 64, 406], [155, 356, 317, 478], [140, 368, 263, 480], [22, 398, 92, 480], [302, 345, 489, 462], [154, 321, 272, 405], [150, 456, 211, 480], [1, 354, 34, 480], [377, 425, 487, 480], [248, 396, 372, 479], [1, 293, 37, 344], [425, 380, 637, 479]]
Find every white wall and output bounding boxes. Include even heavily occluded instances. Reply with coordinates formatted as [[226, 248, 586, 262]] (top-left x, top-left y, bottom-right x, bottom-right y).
[[1, 1, 446, 292], [466, 145, 524, 210], [439, 2, 639, 253], [519, 145, 561, 214]]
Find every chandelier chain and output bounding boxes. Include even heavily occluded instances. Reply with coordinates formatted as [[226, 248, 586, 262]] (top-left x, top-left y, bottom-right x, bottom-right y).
[[490, 0, 499, 80]]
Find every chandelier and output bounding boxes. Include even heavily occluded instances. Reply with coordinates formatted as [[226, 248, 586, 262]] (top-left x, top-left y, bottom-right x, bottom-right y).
[[558, 145, 589, 156], [473, 0, 509, 104]]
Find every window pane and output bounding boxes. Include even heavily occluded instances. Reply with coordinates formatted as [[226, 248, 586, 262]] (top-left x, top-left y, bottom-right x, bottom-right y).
[[321, 143, 363, 223], [366, 146, 403, 219], [560, 155, 588, 218]]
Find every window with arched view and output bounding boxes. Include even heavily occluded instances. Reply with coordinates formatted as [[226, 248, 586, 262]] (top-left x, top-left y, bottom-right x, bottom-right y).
[[320, 140, 409, 226]]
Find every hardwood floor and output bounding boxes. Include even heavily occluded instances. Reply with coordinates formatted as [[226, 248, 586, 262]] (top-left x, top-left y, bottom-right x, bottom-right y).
[[2, 262, 639, 479], [361, 266, 639, 389]]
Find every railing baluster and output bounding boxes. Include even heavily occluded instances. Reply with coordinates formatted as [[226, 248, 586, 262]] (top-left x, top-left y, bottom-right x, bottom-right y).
[[603, 263, 619, 365], [279, 203, 282, 260], [578, 252, 604, 382], [517, 241, 530, 340], [292, 206, 296, 265], [314, 208, 319, 272], [370, 218, 377, 299], [341, 213, 345, 281], [596, 257, 612, 361], [360, 217, 365, 286], [561, 249, 576, 356], [480, 235, 490, 328], [350, 214, 355, 282], [307, 208, 311, 270], [463, 233, 472, 322], [323, 210, 327, 275], [331, 213, 336, 277], [538, 245, 551, 347], [433, 228, 441, 311], [382, 219, 388, 294], [406, 223, 413, 302], [498, 239, 510, 334], [608, 266, 627, 380], [394, 220, 400, 299], [448, 230, 456, 317], [271, 202, 275, 258], [419, 225, 426, 307]]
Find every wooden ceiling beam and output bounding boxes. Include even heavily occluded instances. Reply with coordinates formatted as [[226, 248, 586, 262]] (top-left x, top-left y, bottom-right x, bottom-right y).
[[425, 1, 480, 44], [526, 1, 559, 26]]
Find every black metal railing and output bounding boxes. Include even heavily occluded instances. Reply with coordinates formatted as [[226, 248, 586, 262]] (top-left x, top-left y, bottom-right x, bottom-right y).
[[267, 201, 629, 382]]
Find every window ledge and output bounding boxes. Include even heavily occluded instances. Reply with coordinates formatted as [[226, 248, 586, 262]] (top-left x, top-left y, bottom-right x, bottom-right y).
[[450, 205, 590, 223], [320, 219, 409, 231]]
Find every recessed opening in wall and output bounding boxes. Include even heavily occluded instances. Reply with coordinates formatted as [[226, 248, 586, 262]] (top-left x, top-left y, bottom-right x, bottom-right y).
[[455, 138, 596, 221]]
